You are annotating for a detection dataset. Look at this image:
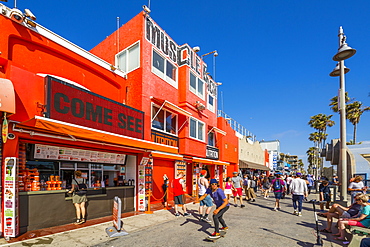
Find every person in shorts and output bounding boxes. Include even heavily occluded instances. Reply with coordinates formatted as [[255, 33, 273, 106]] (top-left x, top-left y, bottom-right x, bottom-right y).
[[319, 193, 362, 233], [271, 173, 285, 211], [198, 170, 213, 222], [68, 170, 88, 225], [231, 172, 245, 208], [335, 194, 370, 241], [224, 177, 233, 202], [173, 172, 191, 217], [319, 180, 331, 211], [195, 179, 230, 239]]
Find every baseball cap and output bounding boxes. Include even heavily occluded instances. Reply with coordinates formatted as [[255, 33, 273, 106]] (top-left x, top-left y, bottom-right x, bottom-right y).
[[233, 171, 238, 174], [210, 179, 218, 184], [200, 170, 207, 175], [296, 172, 302, 176]]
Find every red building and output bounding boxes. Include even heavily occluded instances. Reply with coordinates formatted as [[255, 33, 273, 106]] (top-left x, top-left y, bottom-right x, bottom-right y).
[[0, 4, 238, 238]]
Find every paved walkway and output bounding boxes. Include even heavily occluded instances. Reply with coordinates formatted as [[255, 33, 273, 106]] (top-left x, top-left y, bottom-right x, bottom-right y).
[[0, 192, 351, 246]]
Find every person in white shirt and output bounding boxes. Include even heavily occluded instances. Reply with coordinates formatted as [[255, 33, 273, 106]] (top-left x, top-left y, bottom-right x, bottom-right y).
[[289, 173, 308, 216]]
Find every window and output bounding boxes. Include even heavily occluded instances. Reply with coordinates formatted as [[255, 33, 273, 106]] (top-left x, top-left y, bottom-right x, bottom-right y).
[[152, 105, 178, 135], [152, 50, 177, 87], [189, 72, 204, 99], [208, 131, 215, 146], [116, 42, 140, 73], [207, 94, 215, 112], [190, 118, 205, 141]]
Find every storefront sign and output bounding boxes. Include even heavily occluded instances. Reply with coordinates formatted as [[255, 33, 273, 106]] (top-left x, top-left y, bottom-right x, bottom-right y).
[[33, 144, 126, 164], [138, 157, 149, 211], [112, 196, 122, 230], [145, 17, 217, 97], [3, 157, 18, 237], [46, 76, 144, 139], [206, 146, 219, 160]]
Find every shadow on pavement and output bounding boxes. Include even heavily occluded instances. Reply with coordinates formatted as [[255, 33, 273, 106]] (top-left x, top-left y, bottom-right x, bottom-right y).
[[261, 228, 315, 247]]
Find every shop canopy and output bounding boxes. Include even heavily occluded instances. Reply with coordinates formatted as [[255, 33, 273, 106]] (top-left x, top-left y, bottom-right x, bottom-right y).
[[150, 97, 192, 118], [17, 116, 179, 154], [239, 160, 269, 171], [193, 157, 230, 166]]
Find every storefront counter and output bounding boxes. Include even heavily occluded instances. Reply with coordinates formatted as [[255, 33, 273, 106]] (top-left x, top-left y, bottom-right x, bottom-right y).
[[19, 186, 135, 233]]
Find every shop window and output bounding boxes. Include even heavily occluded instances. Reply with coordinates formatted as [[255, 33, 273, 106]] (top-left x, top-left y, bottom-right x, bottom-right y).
[[190, 117, 204, 141], [116, 42, 140, 73], [151, 104, 178, 135], [189, 72, 205, 99], [152, 49, 178, 88]]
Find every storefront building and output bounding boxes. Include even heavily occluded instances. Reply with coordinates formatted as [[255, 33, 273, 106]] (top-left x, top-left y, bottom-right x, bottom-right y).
[[0, 5, 238, 237], [90, 12, 238, 201]]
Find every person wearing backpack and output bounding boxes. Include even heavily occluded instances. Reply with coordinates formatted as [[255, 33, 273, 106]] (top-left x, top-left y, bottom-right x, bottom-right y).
[[68, 170, 88, 224], [271, 173, 285, 211]]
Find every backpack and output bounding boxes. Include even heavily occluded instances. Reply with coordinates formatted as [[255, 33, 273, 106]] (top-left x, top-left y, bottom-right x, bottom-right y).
[[74, 178, 87, 196], [250, 180, 256, 188], [273, 179, 282, 191]]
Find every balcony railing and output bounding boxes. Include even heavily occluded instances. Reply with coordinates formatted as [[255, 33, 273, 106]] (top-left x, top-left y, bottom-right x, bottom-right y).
[[218, 110, 256, 142]]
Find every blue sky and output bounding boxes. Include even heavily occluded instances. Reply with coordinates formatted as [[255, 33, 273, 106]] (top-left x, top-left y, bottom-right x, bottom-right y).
[[8, 0, 370, 166]]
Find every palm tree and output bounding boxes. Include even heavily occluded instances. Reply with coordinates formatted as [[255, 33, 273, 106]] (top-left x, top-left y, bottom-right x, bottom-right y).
[[329, 92, 351, 113], [308, 114, 335, 149], [346, 101, 370, 144]]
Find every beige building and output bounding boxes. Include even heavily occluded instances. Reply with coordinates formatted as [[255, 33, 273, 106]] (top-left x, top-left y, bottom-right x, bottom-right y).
[[238, 136, 269, 172]]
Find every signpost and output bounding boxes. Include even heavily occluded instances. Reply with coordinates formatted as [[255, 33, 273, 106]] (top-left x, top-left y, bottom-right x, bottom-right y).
[[105, 196, 128, 238]]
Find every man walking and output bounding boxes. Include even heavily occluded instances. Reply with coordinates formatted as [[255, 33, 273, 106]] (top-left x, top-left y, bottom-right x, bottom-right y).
[[231, 171, 245, 207], [289, 172, 308, 216], [198, 170, 213, 222], [173, 172, 191, 217]]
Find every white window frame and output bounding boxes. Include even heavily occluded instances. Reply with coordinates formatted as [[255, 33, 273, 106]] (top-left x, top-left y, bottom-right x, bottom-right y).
[[151, 49, 178, 88], [189, 72, 205, 100], [189, 117, 205, 142], [207, 94, 215, 112], [151, 103, 178, 136], [115, 41, 140, 73]]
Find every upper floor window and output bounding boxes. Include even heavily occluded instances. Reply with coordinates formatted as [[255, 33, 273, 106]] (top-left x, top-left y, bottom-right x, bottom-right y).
[[190, 118, 204, 141], [152, 49, 178, 88], [151, 105, 178, 135], [116, 42, 140, 73], [189, 72, 204, 99], [207, 94, 215, 112], [208, 131, 215, 146]]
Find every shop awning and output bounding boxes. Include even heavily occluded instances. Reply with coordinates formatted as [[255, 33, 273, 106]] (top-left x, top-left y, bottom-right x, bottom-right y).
[[17, 116, 179, 154], [151, 97, 192, 118], [151, 151, 183, 160], [0, 79, 16, 114], [239, 160, 269, 171], [193, 157, 229, 166], [208, 126, 226, 136]]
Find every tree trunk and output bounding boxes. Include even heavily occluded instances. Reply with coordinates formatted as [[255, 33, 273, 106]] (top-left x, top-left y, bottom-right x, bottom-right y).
[[353, 123, 357, 144]]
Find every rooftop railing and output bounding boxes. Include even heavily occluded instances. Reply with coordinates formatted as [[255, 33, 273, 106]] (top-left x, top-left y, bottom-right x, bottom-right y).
[[217, 110, 256, 142]]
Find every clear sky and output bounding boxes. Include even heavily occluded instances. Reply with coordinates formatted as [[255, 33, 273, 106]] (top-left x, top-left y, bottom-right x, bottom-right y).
[[8, 0, 370, 167]]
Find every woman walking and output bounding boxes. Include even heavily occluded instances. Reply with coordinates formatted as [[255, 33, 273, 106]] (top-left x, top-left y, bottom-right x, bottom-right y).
[[224, 177, 233, 202], [68, 170, 88, 224]]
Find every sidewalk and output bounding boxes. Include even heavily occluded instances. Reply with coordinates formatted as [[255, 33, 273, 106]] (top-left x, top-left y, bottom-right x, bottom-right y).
[[0, 192, 350, 246]]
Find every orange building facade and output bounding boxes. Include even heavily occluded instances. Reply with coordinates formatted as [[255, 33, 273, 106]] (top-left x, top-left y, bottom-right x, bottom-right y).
[[0, 6, 238, 238]]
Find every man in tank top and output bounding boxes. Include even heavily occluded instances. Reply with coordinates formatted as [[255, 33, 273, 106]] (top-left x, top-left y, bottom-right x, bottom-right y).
[[198, 170, 213, 222]]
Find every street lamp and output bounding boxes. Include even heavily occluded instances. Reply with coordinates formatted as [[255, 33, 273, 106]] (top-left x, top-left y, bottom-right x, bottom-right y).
[[201, 50, 218, 81], [330, 26, 356, 202]]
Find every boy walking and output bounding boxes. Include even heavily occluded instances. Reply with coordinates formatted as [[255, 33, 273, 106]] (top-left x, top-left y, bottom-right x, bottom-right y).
[[173, 172, 191, 217], [271, 173, 285, 211]]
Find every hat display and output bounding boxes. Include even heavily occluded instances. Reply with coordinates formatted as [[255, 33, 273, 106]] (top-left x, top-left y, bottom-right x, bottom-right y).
[[210, 179, 218, 184]]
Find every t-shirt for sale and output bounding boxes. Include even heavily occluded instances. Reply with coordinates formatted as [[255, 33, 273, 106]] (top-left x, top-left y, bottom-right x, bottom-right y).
[[206, 188, 230, 208], [232, 176, 243, 188]]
